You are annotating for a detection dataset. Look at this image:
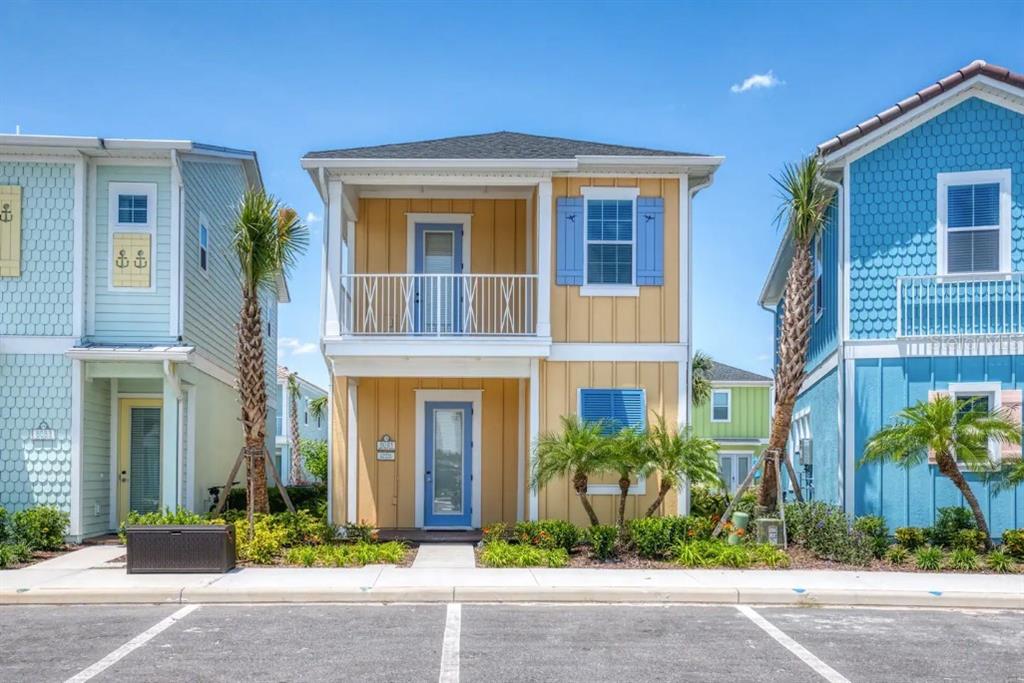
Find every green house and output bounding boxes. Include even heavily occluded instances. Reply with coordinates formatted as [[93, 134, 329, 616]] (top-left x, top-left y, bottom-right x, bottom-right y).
[[693, 361, 772, 493]]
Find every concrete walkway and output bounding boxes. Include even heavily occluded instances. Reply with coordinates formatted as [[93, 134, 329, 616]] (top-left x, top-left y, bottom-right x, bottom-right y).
[[411, 544, 476, 569], [2, 546, 1021, 608]]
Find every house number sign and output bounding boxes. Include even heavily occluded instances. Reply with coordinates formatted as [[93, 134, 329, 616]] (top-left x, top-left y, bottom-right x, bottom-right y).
[[376, 434, 396, 461], [32, 421, 56, 442]]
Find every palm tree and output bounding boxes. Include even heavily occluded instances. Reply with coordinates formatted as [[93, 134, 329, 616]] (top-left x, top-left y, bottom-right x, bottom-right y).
[[309, 396, 327, 424], [232, 190, 308, 514], [287, 372, 305, 486], [863, 395, 1020, 549], [532, 415, 612, 527], [691, 351, 715, 407], [641, 416, 721, 517], [609, 428, 652, 532], [761, 156, 835, 510]]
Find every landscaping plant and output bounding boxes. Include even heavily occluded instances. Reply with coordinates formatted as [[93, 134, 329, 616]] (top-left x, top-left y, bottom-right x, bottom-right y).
[[785, 501, 874, 566], [1001, 529, 1024, 559], [610, 427, 652, 532], [690, 350, 715, 407], [231, 190, 308, 516], [985, 550, 1015, 574], [915, 546, 943, 571], [11, 505, 69, 551], [512, 520, 581, 553], [761, 155, 836, 510], [885, 545, 910, 566], [300, 439, 328, 485], [587, 524, 619, 561], [862, 396, 1020, 550], [852, 515, 889, 558], [479, 540, 569, 568], [286, 372, 305, 486], [532, 415, 613, 527], [929, 506, 978, 548], [640, 416, 720, 517], [894, 526, 927, 551], [947, 547, 979, 572]]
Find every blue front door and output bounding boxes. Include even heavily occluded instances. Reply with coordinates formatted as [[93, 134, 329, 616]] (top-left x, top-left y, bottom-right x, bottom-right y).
[[424, 401, 473, 527], [414, 224, 464, 334]]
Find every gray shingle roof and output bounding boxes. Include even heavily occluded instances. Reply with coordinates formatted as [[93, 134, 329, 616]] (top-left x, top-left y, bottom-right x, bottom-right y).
[[306, 131, 707, 160], [709, 361, 772, 383], [818, 60, 1024, 157]]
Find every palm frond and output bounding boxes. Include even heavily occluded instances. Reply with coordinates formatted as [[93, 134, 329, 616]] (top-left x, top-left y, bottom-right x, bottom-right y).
[[640, 414, 720, 490], [531, 415, 611, 489], [232, 190, 309, 295], [691, 350, 714, 407], [771, 155, 836, 246], [308, 396, 327, 421]]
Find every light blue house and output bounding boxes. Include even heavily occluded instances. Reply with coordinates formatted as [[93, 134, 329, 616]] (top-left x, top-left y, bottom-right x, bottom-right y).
[[0, 134, 284, 540], [760, 60, 1024, 538], [275, 365, 327, 485]]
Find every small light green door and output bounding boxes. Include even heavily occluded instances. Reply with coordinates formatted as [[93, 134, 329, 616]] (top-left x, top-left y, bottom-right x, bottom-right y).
[[118, 399, 162, 522]]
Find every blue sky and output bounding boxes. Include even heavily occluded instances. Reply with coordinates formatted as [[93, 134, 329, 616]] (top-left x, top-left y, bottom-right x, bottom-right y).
[[2, 0, 1021, 388]]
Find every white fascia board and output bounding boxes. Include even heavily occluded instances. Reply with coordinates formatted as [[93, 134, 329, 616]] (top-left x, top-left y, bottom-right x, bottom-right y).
[[300, 157, 576, 171], [759, 238, 792, 307], [323, 336, 552, 358], [65, 346, 195, 362], [329, 356, 532, 379], [0, 134, 104, 149], [710, 380, 773, 387], [574, 154, 725, 168]]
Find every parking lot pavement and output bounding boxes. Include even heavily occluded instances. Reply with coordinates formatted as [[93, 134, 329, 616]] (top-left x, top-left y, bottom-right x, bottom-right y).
[[2, 603, 1022, 682]]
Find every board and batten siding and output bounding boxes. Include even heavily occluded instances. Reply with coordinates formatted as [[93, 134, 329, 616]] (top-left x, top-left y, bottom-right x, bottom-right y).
[[354, 197, 528, 274], [539, 360, 679, 525], [550, 177, 680, 344], [692, 385, 770, 440], [793, 368, 841, 506], [91, 166, 173, 343], [81, 377, 111, 537], [0, 161, 75, 336]]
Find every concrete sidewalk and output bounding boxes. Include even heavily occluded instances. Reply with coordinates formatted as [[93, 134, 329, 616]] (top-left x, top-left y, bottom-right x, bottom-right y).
[[2, 546, 1021, 608]]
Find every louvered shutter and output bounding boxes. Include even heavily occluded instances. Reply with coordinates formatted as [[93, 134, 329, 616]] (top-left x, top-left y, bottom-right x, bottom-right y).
[[556, 197, 584, 285], [635, 197, 664, 285], [580, 389, 646, 435]]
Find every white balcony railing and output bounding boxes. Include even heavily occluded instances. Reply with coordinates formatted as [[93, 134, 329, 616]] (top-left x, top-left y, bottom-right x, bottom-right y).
[[340, 273, 537, 336], [897, 273, 1024, 338]]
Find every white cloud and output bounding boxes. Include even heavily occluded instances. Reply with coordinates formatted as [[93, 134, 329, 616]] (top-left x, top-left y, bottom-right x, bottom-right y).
[[278, 337, 318, 359], [730, 70, 783, 94], [306, 211, 321, 223]]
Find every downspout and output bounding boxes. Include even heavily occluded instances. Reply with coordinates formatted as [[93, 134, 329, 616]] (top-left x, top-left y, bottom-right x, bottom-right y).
[[819, 173, 845, 511]]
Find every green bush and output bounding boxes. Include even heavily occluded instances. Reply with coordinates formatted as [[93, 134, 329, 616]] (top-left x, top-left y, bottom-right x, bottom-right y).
[[479, 540, 568, 568], [512, 520, 582, 553], [587, 525, 618, 560], [341, 521, 375, 543], [985, 550, 1016, 574], [929, 507, 976, 548], [284, 541, 406, 567], [852, 515, 889, 558], [915, 546, 943, 571], [689, 485, 757, 520], [481, 523, 507, 543], [0, 506, 9, 544], [1001, 529, 1024, 559], [234, 517, 289, 564], [885, 545, 910, 566], [628, 516, 711, 559], [119, 508, 219, 542], [300, 439, 328, 484], [894, 527, 928, 551], [273, 510, 336, 546], [224, 484, 328, 514], [12, 506, 69, 551], [947, 548, 979, 572], [752, 543, 790, 569], [672, 539, 787, 569], [0, 542, 32, 568], [951, 529, 987, 552], [785, 502, 874, 566]]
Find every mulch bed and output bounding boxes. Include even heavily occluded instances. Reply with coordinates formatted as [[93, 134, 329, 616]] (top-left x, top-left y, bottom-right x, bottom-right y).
[[1, 545, 81, 571]]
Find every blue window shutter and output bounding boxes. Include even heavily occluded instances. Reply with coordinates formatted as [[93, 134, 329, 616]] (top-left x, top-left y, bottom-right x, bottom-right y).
[[635, 197, 664, 285], [580, 388, 646, 434], [556, 197, 584, 285]]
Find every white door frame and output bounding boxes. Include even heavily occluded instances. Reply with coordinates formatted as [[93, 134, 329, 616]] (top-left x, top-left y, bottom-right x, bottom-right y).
[[719, 450, 754, 494], [414, 389, 482, 529]]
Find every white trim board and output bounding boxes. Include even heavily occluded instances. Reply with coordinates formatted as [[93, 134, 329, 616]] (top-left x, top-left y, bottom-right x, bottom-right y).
[[800, 353, 839, 394], [329, 356, 533, 379], [0, 336, 77, 354], [405, 213, 472, 274], [548, 343, 686, 362], [844, 337, 1024, 359], [414, 389, 483, 529], [935, 168, 1012, 276], [323, 337, 551, 359]]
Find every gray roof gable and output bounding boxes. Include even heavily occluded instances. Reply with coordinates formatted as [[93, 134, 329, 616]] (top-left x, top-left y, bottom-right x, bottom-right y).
[[306, 131, 707, 160], [709, 361, 772, 383]]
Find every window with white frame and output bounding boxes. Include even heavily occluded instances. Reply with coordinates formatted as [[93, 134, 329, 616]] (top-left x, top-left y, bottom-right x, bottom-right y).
[[583, 188, 638, 289], [813, 234, 823, 320], [948, 382, 1002, 461], [580, 387, 647, 494], [711, 389, 731, 422], [937, 170, 1010, 275], [108, 182, 157, 291], [199, 220, 209, 272]]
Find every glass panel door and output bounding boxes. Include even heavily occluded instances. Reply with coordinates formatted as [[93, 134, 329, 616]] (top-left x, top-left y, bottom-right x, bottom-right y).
[[424, 401, 472, 527], [129, 407, 161, 514], [414, 224, 463, 334]]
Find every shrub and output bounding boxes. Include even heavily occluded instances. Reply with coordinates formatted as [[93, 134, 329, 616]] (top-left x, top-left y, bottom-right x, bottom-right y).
[[785, 501, 874, 566], [948, 548, 979, 572], [894, 527, 927, 551], [300, 439, 328, 484], [853, 515, 889, 558], [985, 550, 1015, 574], [235, 517, 289, 564], [274, 510, 336, 546], [286, 545, 318, 567], [885, 545, 910, 566], [915, 546, 943, 571], [951, 529, 987, 552], [284, 541, 406, 567], [753, 543, 790, 569], [119, 508, 220, 542], [479, 540, 569, 568], [512, 520, 582, 553], [12, 506, 69, 551], [0, 506, 9, 544], [929, 507, 976, 548], [481, 523, 508, 543], [672, 539, 785, 569], [341, 521, 376, 543], [587, 525, 618, 561], [628, 516, 714, 559], [674, 540, 714, 568], [1001, 529, 1024, 559], [690, 485, 757, 520], [224, 484, 328, 514], [0, 542, 32, 569]]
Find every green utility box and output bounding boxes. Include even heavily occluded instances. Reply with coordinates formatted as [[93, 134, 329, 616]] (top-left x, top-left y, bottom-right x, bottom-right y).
[[754, 518, 784, 547]]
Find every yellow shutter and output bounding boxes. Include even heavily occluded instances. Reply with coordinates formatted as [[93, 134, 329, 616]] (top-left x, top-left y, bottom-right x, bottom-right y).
[[0, 185, 22, 277], [1000, 390, 1022, 461], [111, 232, 152, 288]]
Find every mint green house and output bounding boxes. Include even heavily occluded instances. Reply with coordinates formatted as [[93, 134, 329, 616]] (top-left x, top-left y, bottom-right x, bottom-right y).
[[0, 134, 284, 540], [692, 361, 773, 493]]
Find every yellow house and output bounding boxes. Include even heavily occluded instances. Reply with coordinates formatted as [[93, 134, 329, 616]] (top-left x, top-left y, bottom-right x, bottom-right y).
[[301, 132, 722, 530]]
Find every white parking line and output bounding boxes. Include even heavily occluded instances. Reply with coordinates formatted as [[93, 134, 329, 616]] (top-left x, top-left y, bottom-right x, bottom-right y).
[[439, 603, 461, 683], [64, 605, 201, 683], [736, 605, 851, 683]]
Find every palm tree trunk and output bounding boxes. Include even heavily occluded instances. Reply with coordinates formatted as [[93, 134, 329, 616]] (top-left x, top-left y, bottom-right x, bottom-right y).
[[761, 243, 814, 510], [290, 388, 303, 485], [572, 471, 600, 526], [936, 452, 993, 550], [644, 480, 673, 518], [237, 290, 270, 514], [617, 477, 630, 530]]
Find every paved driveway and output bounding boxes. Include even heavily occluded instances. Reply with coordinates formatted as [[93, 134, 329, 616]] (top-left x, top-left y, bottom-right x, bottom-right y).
[[1, 603, 1021, 682]]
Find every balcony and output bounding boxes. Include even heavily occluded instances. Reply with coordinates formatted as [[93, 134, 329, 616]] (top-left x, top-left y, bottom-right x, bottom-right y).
[[340, 273, 538, 337], [897, 273, 1024, 338]]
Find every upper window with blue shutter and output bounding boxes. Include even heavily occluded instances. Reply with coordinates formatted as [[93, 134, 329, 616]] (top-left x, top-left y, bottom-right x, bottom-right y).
[[579, 388, 647, 435], [938, 170, 1009, 276]]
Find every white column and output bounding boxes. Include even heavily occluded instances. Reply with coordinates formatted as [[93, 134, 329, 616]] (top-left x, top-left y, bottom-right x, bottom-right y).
[[72, 157, 86, 340], [68, 359, 84, 539], [678, 174, 691, 515], [169, 149, 182, 339], [528, 358, 540, 521], [324, 180, 344, 337], [536, 180, 552, 338], [161, 378, 181, 510]]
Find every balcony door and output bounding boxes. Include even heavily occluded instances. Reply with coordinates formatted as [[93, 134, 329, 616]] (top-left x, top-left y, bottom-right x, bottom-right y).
[[414, 224, 464, 334]]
